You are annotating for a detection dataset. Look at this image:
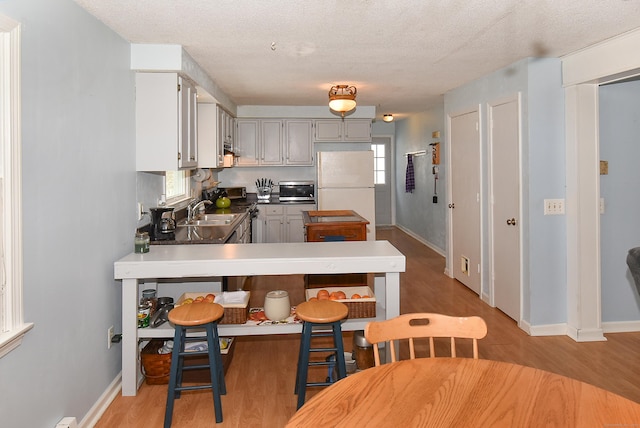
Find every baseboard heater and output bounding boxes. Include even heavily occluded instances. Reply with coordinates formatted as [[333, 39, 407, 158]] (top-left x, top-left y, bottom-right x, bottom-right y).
[[56, 417, 78, 428]]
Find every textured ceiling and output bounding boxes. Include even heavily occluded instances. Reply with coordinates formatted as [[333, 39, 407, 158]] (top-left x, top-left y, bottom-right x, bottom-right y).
[[74, 0, 640, 120]]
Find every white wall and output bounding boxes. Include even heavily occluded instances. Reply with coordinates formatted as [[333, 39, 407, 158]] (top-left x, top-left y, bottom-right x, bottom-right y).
[[0, 0, 136, 426]]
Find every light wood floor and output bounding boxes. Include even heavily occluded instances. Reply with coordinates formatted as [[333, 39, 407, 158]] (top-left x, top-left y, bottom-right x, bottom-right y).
[[96, 227, 640, 427]]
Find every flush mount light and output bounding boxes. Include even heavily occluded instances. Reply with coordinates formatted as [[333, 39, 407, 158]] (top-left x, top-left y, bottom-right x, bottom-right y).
[[383, 114, 394, 122], [328, 85, 357, 117]]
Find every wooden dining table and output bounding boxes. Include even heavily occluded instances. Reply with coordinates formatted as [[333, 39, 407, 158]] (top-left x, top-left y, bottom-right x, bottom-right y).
[[286, 358, 640, 427]]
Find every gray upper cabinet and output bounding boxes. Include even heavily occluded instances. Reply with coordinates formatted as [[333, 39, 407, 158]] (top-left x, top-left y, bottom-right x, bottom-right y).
[[313, 119, 372, 142], [261, 120, 284, 165], [197, 103, 223, 168], [235, 118, 313, 167], [235, 119, 260, 166], [136, 72, 198, 171], [285, 120, 314, 166]]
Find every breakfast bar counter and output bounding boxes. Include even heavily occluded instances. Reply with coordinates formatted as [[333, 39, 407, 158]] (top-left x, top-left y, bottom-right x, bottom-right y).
[[114, 240, 406, 396]]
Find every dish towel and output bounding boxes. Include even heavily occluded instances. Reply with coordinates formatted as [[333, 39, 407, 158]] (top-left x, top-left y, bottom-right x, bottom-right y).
[[405, 154, 415, 193]]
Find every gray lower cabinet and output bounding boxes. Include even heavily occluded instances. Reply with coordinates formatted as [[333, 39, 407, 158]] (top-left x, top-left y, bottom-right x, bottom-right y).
[[257, 204, 308, 243]]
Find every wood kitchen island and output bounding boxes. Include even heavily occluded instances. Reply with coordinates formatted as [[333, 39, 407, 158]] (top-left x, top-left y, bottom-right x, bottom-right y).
[[114, 240, 405, 396]]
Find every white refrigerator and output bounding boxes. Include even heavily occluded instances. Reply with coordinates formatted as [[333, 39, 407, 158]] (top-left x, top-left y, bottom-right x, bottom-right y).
[[316, 151, 376, 240]]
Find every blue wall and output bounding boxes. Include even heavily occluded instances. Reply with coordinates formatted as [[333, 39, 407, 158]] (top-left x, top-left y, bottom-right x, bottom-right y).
[[600, 80, 640, 322], [0, 0, 135, 426], [394, 108, 447, 253], [442, 58, 566, 326]]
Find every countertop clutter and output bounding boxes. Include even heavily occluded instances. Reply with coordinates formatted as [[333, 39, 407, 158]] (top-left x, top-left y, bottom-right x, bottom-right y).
[[150, 193, 316, 245]]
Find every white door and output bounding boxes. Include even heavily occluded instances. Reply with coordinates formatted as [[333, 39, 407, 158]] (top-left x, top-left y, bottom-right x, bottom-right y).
[[372, 137, 392, 226], [449, 110, 481, 294], [489, 96, 521, 321]]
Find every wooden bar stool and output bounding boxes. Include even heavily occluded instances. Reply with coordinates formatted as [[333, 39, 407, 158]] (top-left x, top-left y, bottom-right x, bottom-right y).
[[164, 302, 226, 427], [295, 300, 349, 409]]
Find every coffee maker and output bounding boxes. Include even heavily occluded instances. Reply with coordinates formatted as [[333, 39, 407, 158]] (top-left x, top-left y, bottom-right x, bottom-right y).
[[150, 207, 176, 241]]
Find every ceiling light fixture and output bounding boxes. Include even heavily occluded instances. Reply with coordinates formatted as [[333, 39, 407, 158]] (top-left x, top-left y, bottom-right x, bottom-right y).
[[328, 85, 357, 117], [383, 114, 394, 122]]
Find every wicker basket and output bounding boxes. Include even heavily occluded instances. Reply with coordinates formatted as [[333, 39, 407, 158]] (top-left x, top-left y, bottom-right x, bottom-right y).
[[140, 338, 235, 385], [305, 286, 376, 319], [176, 292, 250, 324], [140, 339, 171, 385]]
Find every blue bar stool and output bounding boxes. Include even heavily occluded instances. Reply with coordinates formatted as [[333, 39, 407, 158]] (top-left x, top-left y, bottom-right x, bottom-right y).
[[164, 302, 226, 427], [295, 299, 349, 409]]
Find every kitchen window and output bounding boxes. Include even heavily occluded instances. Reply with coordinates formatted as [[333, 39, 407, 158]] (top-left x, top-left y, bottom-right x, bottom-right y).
[[165, 170, 191, 205], [371, 143, 386, 185], [0, 14, 33, 359]]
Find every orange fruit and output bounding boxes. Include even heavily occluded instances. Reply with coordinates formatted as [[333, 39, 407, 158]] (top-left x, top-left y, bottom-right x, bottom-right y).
[[351, 293, 361, 299], [308, 297, 318, 301], [335, 291, 347, 300], [362, 295, 370, 298], [317, 290, 330, 300]]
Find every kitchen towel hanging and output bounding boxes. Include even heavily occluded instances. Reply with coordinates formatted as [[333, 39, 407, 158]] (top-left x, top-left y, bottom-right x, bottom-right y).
[[405, 154, 415, 193]]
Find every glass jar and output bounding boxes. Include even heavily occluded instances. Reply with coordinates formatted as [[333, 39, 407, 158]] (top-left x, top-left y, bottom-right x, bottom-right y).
[[135, 231, 150, 254], [141, 289, 157, 316]]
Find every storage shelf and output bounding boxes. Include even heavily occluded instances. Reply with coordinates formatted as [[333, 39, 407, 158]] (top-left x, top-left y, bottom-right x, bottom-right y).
[[137, 309, 385, 339]]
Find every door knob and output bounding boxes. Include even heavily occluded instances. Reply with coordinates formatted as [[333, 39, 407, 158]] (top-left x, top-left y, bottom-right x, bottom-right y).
[[506, 218, 517, 226], [448, 203, 455, 209]]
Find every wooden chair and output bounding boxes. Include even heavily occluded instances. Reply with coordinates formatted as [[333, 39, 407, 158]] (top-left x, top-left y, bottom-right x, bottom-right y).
[[364, 313, 488, 366]]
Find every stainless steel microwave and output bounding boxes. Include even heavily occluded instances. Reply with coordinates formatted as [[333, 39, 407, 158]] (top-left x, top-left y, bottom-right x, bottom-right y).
[[278, 181, 315, 202]]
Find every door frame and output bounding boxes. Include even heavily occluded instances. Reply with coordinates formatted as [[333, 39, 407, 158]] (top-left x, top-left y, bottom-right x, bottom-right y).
[[372, 134, 396, 226], [487, 93, 523, 322], [563, 30, 640, 341]]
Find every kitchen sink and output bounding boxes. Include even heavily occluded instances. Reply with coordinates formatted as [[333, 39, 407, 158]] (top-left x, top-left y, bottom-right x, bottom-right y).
[[177, 213, 240, 227]]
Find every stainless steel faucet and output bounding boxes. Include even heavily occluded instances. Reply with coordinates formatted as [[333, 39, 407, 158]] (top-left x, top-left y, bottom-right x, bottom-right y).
[[187, 200, 212, 222]]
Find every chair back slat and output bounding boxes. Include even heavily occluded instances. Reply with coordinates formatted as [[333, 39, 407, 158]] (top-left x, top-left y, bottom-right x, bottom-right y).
[[364, 313, 488, 366]]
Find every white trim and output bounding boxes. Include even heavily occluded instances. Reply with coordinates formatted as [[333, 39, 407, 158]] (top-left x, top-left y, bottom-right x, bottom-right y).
[[394, 224, 445, 257], [79, 373, 122, 428], [602, 321, 640, 334], [0, 14, 29, 358], [562, 29, 640, 87]]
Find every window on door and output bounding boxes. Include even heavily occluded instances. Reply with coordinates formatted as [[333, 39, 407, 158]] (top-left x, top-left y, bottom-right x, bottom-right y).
[[371, 143, 386, 184]]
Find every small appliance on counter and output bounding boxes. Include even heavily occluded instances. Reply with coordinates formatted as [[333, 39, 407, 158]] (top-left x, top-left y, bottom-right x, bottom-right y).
[[149, 207, 176, 241], [279, 180, 315, 203]]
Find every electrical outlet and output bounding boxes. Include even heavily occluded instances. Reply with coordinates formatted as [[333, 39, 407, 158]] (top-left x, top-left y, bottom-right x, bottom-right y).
[[137, 203, 144, 221], [107, 325, 114, 349]]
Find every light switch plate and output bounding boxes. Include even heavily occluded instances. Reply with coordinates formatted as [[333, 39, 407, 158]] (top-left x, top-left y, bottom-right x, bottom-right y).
[[544, 199, 565, 215]]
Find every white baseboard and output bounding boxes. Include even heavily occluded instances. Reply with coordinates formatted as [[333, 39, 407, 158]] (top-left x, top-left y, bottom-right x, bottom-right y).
[[602, 320, 640, 333], [80, 372, 121, 428], [394, 224, 446, 257], [527, 322, 568, 337]]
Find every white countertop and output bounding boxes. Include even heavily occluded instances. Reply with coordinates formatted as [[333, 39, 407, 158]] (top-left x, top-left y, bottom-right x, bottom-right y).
[[114, 240, 406, 279]]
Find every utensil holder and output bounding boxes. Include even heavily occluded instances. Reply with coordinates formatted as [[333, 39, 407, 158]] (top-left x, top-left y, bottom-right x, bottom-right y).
[[257, 186, 272, 201]]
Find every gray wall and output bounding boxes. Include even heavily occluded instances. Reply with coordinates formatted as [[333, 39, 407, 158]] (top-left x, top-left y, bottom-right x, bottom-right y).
[[0, 0, 136, 426], [600, 80, 640, 322]]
